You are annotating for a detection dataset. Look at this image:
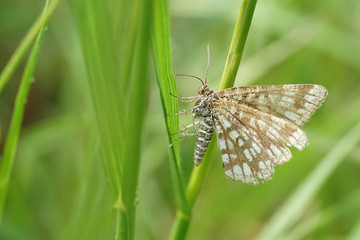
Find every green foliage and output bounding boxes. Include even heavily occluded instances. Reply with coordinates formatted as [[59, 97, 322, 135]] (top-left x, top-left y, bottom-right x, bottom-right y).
[[0, 0, 62, 93], [71, 0, 150, 238], [0, 0, 50, 221], [256, 120, 360, 240], [151, 0, 189, 220], [1, 0, 360, 239], [168, 1, 257, 239]]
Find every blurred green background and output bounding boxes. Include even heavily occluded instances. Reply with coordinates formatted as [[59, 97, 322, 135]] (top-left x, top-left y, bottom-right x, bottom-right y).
[[1, 0, 360, 239]]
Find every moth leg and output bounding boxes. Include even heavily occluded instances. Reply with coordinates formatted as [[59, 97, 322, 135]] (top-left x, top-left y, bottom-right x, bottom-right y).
[[169, 133, 197, 147], [170, 93, 199, 103], [192, 113, 199, 134], [171, 121, 200, 135], [165, 106, 196, 116]]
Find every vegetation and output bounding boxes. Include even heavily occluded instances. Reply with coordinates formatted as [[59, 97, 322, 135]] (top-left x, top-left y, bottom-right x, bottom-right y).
[[1, 0, 360, 239]]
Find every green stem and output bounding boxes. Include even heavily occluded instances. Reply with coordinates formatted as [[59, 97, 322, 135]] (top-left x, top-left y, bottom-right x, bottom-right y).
[[0, 0, 62, 94], [0, 0, 50, 222], [168, 210, 191, 240], [219, 0, 257, 90], [168, 0, 257, 239]]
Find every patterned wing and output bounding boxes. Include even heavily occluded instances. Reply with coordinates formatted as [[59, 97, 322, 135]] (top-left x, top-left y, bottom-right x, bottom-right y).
[[217, 84, 327, 126], [212, 100, 309, 185]]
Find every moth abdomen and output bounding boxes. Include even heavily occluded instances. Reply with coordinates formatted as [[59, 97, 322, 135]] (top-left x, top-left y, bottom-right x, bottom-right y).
[[193, 117, 214, 166]]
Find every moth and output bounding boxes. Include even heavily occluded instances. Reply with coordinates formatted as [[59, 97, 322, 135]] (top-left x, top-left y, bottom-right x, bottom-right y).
[[171, 45, 328, 185]]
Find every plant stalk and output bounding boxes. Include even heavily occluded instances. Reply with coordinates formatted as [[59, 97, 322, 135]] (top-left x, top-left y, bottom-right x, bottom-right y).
[[168, 0, 258, 239]]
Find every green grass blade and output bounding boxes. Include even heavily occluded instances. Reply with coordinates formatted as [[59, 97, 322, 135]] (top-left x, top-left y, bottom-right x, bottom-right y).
[[72, 0, 125, 201], [151, 0, 181, 162], [169, 1, 258, 239], [255, 119, 360, 240], [0, 0, 62, 94], [120, 0, 151, 238], [71, 0, 128, 238], [0, 0, 49, 222], [151, 0, 190, 224], [72, 0, 150, 238], [115, 1, 139, 95]]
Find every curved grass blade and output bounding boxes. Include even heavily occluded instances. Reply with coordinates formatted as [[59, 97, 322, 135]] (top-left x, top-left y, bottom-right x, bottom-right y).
[[0, 0, 62, 94], [71, 0, 131, 238], [151, 0, 190, 226], [120, 0, 151, 238], [0, 0, 50, 222]]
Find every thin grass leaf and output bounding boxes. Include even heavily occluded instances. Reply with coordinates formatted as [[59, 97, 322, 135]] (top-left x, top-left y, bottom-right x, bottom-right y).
[[0, 0, 62, 94], [169, 1, 257, 239], [255, 119, 360, 240], [151, 0, 190, 226], [120, 0, 151, 238], [0, 0, 49, 222], [72, 0, 124, 201], [71, 0, 128, 238], [151, 0, 181, 162]]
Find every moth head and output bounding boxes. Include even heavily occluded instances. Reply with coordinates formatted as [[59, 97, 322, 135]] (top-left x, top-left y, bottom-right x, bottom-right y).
[[198, 85, 210, 95]]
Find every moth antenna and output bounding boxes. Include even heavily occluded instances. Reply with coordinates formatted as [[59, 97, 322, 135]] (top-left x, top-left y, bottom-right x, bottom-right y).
[[205, 44, 210, 84], [176, 73, 205, 86]]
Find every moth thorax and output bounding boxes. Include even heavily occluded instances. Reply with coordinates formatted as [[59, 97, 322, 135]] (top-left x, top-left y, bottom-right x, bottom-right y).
[[193, 99, 212, 117]]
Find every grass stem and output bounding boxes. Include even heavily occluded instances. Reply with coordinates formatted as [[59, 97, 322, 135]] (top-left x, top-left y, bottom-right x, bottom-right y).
[[168, 1, 258, 239]]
